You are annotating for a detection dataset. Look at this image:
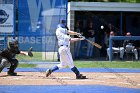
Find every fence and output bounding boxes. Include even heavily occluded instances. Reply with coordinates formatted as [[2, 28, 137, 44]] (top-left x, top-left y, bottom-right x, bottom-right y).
[[0, 0, 68, 61]]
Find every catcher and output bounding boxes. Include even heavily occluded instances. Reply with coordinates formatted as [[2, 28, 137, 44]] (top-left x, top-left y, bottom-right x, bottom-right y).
[[0, 39, 33, 76]]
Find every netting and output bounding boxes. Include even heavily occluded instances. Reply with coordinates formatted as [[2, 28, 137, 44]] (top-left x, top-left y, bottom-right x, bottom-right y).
[[18, 0, 68, 52], [0, 0, 68, 61]]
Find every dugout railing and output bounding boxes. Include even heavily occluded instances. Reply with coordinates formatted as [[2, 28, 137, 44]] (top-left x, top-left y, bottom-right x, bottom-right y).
[[109, 36, 140, 61]]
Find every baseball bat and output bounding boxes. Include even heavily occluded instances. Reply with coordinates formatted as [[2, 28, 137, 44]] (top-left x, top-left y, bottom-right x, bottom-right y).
[[77, 34, 102, 49], [85, 38, 102, 49]]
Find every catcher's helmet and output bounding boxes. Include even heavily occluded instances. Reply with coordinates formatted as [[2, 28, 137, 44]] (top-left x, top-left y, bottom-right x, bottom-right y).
[[8, 39, 18, 49]]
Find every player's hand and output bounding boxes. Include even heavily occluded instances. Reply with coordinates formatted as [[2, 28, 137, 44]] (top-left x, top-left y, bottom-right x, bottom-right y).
[[79, 36, 85, 40], [77, 33, 82, 37]]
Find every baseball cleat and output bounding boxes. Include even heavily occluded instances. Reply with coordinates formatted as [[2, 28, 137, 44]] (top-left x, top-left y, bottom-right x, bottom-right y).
[[7, 72, 17, 76], [76, 74, 87, 79], [46, 69, 52, 77]]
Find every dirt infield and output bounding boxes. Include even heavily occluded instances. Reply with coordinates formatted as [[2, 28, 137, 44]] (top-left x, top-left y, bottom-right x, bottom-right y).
[[0, 72, 140, 89]]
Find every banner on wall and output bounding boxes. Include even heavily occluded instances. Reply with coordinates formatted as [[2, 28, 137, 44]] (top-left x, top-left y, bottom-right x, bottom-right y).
[[18, 0, 67, 51], [0, 4, 14, 33]]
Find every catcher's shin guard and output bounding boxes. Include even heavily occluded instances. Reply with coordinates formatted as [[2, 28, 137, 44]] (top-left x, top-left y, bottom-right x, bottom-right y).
[[8, 59, 18, 76], [0, 65, 4, 73], [0, 58, 10, 73], [46, 69, 52, 77]]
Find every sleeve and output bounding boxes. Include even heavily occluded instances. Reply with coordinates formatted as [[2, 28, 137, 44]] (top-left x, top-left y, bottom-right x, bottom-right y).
[[56, 29, 71, 41]]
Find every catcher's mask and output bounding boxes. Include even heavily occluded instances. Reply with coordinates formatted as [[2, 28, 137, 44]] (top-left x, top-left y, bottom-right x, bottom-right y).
[[8, 39, 18, 49]]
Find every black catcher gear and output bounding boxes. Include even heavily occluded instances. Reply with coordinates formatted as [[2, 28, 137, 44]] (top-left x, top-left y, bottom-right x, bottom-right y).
[[28, 47, 33, 57]]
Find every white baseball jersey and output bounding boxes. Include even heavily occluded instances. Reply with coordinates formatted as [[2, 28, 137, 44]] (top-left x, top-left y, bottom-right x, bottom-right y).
[[56, 27, 70, 47], [56, 27, 74, 69]]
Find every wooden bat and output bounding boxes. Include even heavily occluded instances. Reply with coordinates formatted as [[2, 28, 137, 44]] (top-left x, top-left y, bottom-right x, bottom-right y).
[[85, 38, 102, 49], [77, 34, 102, 49]]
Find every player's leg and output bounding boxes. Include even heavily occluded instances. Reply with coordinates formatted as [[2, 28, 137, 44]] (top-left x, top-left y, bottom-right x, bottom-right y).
[[8, 59, 19, 76], [0, 58, 10, 73], [119, 47, 124, 60], [46, 47, 67, 77], [133, 49, 138, 60], [65, 48, 86, 79]]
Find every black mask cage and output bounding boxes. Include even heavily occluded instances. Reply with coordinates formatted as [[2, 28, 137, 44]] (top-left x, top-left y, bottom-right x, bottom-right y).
[[9, 40, 18, 49]]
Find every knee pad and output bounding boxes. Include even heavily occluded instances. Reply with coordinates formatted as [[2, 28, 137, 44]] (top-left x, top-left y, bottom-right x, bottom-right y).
[[1, 58, 11, 67]]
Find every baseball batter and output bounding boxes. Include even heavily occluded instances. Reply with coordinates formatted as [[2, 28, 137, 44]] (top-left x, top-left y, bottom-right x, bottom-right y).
[[46, 20, 87, 79]]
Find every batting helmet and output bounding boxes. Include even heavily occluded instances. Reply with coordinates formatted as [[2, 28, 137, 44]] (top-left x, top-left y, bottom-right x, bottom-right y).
[[57, 19, 67, 28]]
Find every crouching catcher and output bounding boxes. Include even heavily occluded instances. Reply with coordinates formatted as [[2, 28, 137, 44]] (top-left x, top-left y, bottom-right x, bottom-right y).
[[0, 39, 33, 76]]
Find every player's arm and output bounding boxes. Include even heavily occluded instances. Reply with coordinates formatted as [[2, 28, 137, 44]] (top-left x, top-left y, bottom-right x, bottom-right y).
[[70, 37, 85, 43], [68, 30, 79, 35], [19, 47, 33, 57], [70, 38, 81, 42], [20, 51, 28, 56]]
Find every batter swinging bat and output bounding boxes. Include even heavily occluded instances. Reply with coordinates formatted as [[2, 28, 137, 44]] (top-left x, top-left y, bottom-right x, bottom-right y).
[[85, 38, 102, 49]]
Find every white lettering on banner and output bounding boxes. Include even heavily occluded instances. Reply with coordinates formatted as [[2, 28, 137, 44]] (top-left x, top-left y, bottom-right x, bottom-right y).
[[18, 36, 56, 44], [19, 36, 23, 43], [27, 0, 57, 32], [36, 37, 42, 44], [30, 37, 36, 43], [24, 37, 30, 43]]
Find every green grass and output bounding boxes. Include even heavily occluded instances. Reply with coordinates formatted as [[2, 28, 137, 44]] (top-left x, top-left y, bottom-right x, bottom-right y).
[[18, 64, 37, 68], [16, 52, 42, 61], [16, 52, 140, 69], [18, 61, 140, 68], [74, 61, 140, 68]]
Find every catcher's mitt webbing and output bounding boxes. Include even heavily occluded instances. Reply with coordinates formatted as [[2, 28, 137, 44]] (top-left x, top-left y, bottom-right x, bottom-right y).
[[28, 47, 33, 57]]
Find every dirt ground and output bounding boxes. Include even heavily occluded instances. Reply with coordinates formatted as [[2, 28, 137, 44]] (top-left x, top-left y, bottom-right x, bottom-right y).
[[0, 72, 140, 89]]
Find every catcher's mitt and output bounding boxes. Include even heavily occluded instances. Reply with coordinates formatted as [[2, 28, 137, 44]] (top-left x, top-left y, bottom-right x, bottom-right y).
[[28, 47, 33, 57]]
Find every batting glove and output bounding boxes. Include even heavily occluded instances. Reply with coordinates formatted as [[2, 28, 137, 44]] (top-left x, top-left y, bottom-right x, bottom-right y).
[[79, 36, 85, 40], [77, 33, 82, 37]]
